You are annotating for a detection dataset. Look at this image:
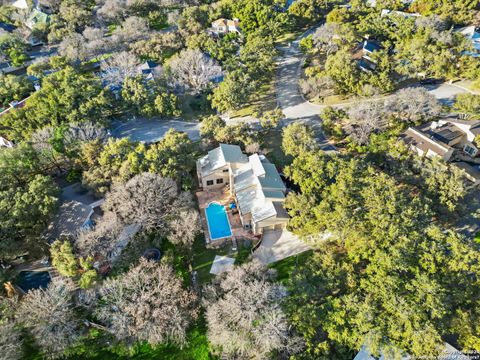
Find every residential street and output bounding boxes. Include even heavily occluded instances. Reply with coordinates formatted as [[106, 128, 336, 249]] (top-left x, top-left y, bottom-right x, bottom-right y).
[[113, 26, 469, 145]]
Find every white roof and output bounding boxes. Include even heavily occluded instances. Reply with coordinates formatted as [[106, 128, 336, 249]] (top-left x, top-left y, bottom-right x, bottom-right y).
[[249, 154, 266, 177], [199, 144, 248, 176], [12, 0, 28, 9], [354, 343, 468, 360]]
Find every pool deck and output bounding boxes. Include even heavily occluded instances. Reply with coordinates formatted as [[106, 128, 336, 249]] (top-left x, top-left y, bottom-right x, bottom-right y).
[[196, 189, 259, 247]]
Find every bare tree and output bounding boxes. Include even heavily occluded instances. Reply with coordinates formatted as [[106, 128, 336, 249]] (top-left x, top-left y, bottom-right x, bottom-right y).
[[94, 258, 198, 346], [167, 49, 222, 94], [167, 209, 201, 248], [83, 27, 108, 58], [76, 211, 124, 257], [112, 16, 149, 45], [0, 296, 22, 360], [313, 23, 342, 55], [102, 173, 194, 233], [203, 261, 303, 359], [345, 101, 388, 145], [101, 51, 140, 88], [385, 88, 441, 122], [58, 33, 89, 62], [16, 278, 82, 358]]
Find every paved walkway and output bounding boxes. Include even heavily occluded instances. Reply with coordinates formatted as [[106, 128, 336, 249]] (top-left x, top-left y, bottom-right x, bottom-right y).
[[253, 230, 311, 265]]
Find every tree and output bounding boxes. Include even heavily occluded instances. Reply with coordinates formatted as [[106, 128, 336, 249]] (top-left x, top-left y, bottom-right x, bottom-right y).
[[385, 88, 441, 122], [203, 260, 303, 359], [94, 259, 198, 346], [312, 23, 343, 55], [0, 144, 59, 261], [324, 49, 359, 94], [101, 51, 140, 88], [167, 209, 201, 248], [102, 173, 194, 233], [258, 108, 284, 131], [51, 240, 79, 277], [0, 297, 22, 360], [16, 278, 82, 357], [345, 101, 388, 145], [0, 67, 114, 141], [282, 123, 317, 157], [154, 92, 180, 118], [0, 74, 34, 106], [284, 154, 480, 358], [210, 71, 253, 113], [121, 76, 158, 116], [453, 94, 480, 119], [167, 49, 222, 94], [199, 115, 226, 141]]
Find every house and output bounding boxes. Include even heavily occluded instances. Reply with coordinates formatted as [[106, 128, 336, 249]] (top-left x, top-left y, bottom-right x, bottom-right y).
[[401, 118, 480, 161], [137, 60, 159, 81], [354, 342, 468, 360], [455, 26, 480, 58], [44, 183, 104, 242], [380, 9, 422, 19], [25, 8, 50, 30], [367, 0, 412, 7], [210, 18, 241, 35], [356, 40, 382, 72], [401, 117, 480, 186], [197, 144, 289, 236]]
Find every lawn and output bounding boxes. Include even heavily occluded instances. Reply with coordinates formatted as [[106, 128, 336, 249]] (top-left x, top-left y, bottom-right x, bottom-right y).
[[191, 236, 252, 284], [261, 128, 292, 170], [179, 94, 215, 122], [229, 80, 277, 119], [475, 232, 480, 244], [269, 250, 313, 283]]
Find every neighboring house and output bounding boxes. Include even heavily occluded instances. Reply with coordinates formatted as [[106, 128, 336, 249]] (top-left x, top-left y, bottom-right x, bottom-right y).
[[354, 342, 468, 360], [357, 40, 381, 72], [367, 0, 412, 7], [11, 0, 28, 10], [455, 26, 480, 58], [401, 117, 480, 186], [137, 60, 159, 81], [25, 8, 50, 30], [380, 9, 422, 19], [210, 18, 241, 35], [0, 136, 14, 148], [197, 144, 289, 235], [44, 183, 104, 242], [401, 118, 480, 161]]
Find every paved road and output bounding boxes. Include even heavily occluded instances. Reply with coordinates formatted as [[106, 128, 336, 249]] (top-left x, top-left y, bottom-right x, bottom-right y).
[[113, 26, 469, 144], [111, 118, 200, 143]]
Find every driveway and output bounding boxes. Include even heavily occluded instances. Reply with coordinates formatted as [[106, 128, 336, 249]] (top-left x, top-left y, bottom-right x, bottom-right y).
[[111, 118, 200, 143], [276, 29, 336, 151]]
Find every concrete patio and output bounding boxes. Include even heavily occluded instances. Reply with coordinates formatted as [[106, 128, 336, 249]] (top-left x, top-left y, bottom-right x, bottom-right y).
[[209, 255, 235, 275], [253, 229, 311, 265]]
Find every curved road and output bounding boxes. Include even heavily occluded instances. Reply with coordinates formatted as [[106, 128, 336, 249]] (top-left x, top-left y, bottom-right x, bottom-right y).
[[113, 27, 468, 144]]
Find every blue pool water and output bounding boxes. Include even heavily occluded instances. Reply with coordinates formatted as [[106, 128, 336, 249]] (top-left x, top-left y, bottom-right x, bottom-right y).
[[205, 202, 232, 240], [16, 271, 51, 293]]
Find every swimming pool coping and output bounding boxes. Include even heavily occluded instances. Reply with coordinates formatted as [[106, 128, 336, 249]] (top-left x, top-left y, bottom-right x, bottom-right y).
[[205, 201, 233, 241]]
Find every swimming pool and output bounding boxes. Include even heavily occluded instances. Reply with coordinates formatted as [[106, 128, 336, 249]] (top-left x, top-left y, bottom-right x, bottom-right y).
[[16, 271, 51, 293], [205, 202, 232, 240]]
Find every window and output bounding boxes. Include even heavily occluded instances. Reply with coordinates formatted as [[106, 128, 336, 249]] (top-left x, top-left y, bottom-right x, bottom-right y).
[[464, 144, 477, 157], [206, 180, 214, 186], [223, 169, 229, 173], [216, 178, 224, 184]]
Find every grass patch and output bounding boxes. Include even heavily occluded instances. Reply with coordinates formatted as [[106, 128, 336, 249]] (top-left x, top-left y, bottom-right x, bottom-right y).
[[262, 128, 292, 170], [475, 232, 480, 244], [179, 94, 214, 122], [269, 250, 313, 283], [191, 237, 253, 284], [229, 80, 277, 119], [62, 320, 213, 360]]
